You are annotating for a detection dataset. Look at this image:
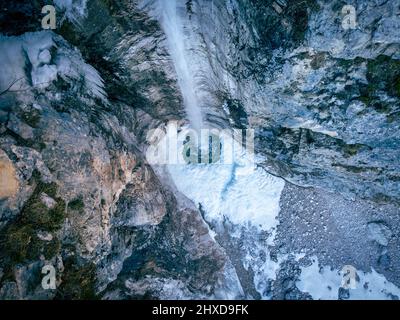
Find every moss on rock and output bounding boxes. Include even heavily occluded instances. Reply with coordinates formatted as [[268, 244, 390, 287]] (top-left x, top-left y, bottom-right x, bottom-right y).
[[367, 55, 400, 98], [68, 197, 85, 211], [0, 171, 66, 264]]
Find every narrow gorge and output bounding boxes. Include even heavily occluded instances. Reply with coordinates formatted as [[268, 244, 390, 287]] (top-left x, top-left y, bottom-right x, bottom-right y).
[[0, 0, 400, 300]]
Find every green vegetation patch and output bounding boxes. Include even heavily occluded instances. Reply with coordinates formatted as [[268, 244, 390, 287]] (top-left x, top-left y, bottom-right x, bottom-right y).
[[55, 258, 98, 300], [68, 197, 85, 211], [367, 55, 400, 98], [0, 170, 65, 264]]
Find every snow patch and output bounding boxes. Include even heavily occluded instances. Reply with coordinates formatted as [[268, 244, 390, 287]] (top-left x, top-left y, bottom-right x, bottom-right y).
[[166, 130, 285, 231], [147, 122, 285, 298], [0, 32, 56, 91], [149, 123, 285, 298], [0, 32, 106, 101], [297, 256, 400, 300]]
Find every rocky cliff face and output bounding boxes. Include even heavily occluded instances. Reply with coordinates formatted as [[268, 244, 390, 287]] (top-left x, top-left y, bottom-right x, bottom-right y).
[[0, 0, 399, 300], [0, 0, 240, 299], [139, 0, 400, 203]]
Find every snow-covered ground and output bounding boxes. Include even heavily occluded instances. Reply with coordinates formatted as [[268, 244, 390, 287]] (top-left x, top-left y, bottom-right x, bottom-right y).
[[297, 256, 400, 300], [53, 0, 88, 25], [163, 127, 400, 299], [146, 121, 287, 298], [168, 144, 284, 232]]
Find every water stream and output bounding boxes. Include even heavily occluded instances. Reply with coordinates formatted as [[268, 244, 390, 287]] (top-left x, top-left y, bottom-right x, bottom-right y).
[[157, 0, 203, 131]]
